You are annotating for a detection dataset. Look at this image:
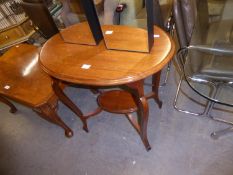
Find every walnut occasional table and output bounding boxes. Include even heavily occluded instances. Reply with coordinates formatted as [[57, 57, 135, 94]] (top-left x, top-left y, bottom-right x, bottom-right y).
[[39, 23, 175, 151]]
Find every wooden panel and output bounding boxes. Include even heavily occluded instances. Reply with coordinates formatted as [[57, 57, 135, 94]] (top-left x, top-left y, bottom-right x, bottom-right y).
[[0, 27, 23, 45], [102, 25, 149, 53], [0, 19, 34, 49], [60, 22, 96, 45]]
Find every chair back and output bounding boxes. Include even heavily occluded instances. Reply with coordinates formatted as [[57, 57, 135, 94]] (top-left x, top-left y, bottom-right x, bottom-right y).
[[21, 1, 59, 38], [173, 0, 209, 48]]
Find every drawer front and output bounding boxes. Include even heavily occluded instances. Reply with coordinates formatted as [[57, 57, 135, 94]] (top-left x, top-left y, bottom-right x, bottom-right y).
[[0, 28, 23, 45]]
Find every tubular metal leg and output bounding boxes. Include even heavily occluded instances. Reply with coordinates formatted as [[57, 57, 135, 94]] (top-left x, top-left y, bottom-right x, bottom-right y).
[[160, 22, 175, 87], [174, 77, 233, 139], [160, 61, 172, 87], [209, 109, 233, 140], [204, 84, 233, 140], [173, 75, 206, 116], [211, 127, 233, 140]]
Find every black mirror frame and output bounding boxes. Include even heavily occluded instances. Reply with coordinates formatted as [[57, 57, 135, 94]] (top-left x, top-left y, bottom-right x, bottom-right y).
[[91, 0, 155, 53], [35, 0, 103, 45], [80, 0, 103, 44], [146, 0, 155, 52]]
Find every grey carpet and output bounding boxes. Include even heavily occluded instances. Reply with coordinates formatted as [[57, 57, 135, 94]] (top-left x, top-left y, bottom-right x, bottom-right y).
[[0, 65, 233, 175]]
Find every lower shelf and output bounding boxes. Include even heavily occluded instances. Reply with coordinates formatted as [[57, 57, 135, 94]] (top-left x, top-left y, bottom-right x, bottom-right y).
[[97, 90, 137, 114]]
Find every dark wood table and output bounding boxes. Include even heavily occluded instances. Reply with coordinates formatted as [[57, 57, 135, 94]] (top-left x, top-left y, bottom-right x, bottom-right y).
[[39, 23, 175, 151]]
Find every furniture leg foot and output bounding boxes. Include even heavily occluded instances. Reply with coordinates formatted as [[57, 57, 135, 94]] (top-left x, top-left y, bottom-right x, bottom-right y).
[[65, 129, 74, 138], [83, 124, 89, 132], [211, 126, 233, 140], [35, 103, 73, 138], [156, 99, 163, 109], [9, 106, 17, 113], [126, 81, 151, 151], [143, 138, 151, 151], [0, 95, 17, 113]]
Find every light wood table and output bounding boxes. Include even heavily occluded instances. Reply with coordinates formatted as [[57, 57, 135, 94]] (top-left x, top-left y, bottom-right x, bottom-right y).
[[39, 23, 175, 151]]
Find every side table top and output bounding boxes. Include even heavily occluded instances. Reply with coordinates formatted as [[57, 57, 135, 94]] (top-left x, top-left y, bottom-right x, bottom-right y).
[[39, 24, 175, 86], [0, 44, 54, 107]]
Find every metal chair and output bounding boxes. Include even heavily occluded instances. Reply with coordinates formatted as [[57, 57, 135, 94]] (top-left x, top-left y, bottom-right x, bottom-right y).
[[173, 0, 214, 116], [173, 0, 233, 138]]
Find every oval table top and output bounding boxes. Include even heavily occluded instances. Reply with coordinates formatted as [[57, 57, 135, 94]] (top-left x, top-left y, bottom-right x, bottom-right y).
[[39, 24, 175, 86]]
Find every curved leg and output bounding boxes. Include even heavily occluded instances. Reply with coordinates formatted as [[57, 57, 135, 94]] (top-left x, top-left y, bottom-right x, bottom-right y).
[[126, 80, 151, 151], [152, 71, 163, 108], [0, 95, 17, 113], [52, 79, 88, 132], [145, 72, 162, 108], [137, 96, 150, 151], [34, 103, 73, 138]]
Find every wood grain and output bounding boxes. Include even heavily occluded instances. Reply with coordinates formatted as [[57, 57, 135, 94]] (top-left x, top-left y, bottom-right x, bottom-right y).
[[60, 22, 96, 46], [0, 44, 73, 137], [102, 25, 149, 53], [40, 23, 176, 86], [0, 44, 53, 107]]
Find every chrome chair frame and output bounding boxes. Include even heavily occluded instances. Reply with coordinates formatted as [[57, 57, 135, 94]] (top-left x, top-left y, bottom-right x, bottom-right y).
[[160, 12, 175, 87], [175, 46, 233, 139]]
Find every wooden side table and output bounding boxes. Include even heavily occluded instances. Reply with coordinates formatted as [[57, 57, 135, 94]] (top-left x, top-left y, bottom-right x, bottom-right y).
[[40, 23, 175, 150], [0, 44, 73, 137]]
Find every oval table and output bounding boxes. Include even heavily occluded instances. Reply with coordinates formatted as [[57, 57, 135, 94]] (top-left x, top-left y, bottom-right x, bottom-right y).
[[39, 24, 175, 151]]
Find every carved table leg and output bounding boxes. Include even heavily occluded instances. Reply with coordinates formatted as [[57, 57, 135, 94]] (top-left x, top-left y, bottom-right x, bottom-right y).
[[126, 80, 151, 151], [145, 71, 163, 108], [152, 71, 163, 108], [34, 101, 73, 138], [52, 79, 88, 132], [0, 95, 17, 113]]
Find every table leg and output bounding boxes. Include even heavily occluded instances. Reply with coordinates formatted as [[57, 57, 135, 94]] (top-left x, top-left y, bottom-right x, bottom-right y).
[[126, 80, 151, 151], [0, 95, 17, 113], [52, 79, 88, 132], [152, 71, 163, 108], [34, 101, 73, 138], [145, 71, 163, 108]]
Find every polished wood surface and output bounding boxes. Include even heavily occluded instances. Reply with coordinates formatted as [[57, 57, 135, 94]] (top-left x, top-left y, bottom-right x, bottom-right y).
[[39, 23, 175, 150], [102, 25, 149, 53], [98, 90, 137, 114], [0, 44, 73, 137], [40, 24, 175, 86], [0, 44, 53, 107], [61, 22, 96, 46]]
